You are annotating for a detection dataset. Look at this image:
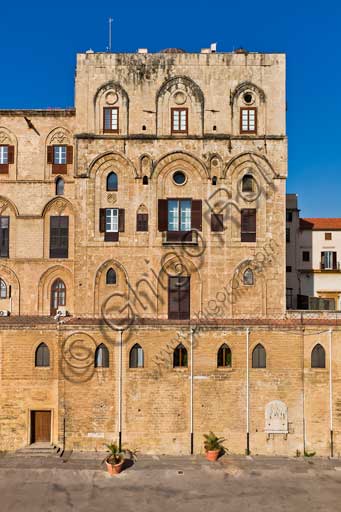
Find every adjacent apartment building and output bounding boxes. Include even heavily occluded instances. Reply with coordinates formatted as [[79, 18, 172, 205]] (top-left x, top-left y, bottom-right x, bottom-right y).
[[0, 48, 340, 457]]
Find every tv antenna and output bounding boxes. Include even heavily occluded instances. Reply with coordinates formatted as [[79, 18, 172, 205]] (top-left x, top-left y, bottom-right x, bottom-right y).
[[108, 17, 113, 52]]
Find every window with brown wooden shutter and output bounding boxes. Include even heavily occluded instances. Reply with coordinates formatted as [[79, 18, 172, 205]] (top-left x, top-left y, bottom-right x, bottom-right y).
[[0, 216, 9, 258], [67, 146, 73, 165], [241, 209, 256, 242], [52, 145, 67, 174], [0, 145, 10, 173], [103, 208, 119, 242], [211, 213, 224, 232], [158, 199, 168, 231], [171, 108, 188, 134], [333, 252, 337, 270], [240, 107, 257, 134], [50, 216, 69, 258], [47, 145, 53, 164], [103, 107, 119, 133], [321, 251, 325, 270], [118, 209, 125, 232], [7, 145, 14, 164], [191, 200, 202, 231], [137, 213, 148, 232], [99, 209, 106, 232], [168, 276, 190, 320]]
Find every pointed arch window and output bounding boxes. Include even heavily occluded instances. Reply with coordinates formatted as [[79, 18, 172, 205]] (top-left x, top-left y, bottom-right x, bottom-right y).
[[55, 177, 64, 196], [0, 278, 7, 298], [95, 343, 109, 368], [311, 343, 326, 368], [106, 268, 117, 284], [252, 343, 266, 368], [217, 344, 232, 368], [173, 343, 188, 368], [35, 343, 50, 367], [50, 279, 66, 316], [106, 172, 118, 191], [129, 343, 144, 368], [243, 268, 254, 286]]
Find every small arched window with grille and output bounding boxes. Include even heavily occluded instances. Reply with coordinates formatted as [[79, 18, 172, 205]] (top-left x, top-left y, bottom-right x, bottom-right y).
[[129, 343, 144, 368], [252, 343, 266, 368], [243, 268, 254, 286], [35, 343, 50, 367], [173, 343, 188, 368], [311, 343, 326, 368], [106, 172, 118, 191], [0, 278, 7, 299], [217, 344, 232, 368], [94, 343, 109, 368], [55, 177, 64, 195], [106, 268, 117, 285]]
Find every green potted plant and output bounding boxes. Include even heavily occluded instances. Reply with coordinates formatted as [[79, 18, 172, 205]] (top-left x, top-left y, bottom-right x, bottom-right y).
[[203, 431, 227, 461], [104, 442, 136, 475]]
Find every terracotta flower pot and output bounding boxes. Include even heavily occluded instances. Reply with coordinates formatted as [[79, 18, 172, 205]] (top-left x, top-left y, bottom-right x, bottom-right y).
[[106, 458, 124, 475], [206, 450, 220, 461]]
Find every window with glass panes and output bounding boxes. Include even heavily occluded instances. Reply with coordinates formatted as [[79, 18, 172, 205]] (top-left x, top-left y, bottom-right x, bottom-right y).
[[171, 108, 188, 133], [168, 199, 191, 232], [0, 216, 9, 258], [53, 145, 67, 165], [106, 208, 118, 232], [240, 107, 257, 133], [103, 107, 119, 132], [0, 145, 8, 164]]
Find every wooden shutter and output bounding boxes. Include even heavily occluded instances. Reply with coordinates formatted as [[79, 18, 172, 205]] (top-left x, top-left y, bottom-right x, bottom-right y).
[[211, 213, 224, 232], [191, 200, 202, 231], [179, 276, 190, 320], [99, 209, 106, 232], [0, 216, 9, 258], [118, 209, 125, 232], [158, 199, 168, 231], [105, 231, 119, 242], [168, 276, 190, 320], [241, 209, 256, 242], [47, 146, 53, 164], [321, 252, 325, 270], [137, 213, 148, 232], [67, 146, 73, 165], [50, 216, 68, 258], [7, 145, 14, 164], [333, 252, 337, 270]]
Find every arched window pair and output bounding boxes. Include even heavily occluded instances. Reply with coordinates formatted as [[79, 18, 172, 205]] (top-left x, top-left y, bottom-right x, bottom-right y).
[[106, 172, 118, 191], [0, 278, 7, 299], [311, 343, 325, 368], [35, 343, 50, 367]]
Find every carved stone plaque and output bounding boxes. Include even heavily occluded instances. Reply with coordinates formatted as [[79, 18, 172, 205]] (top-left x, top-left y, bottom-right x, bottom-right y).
[[265, 400, 288, 433]]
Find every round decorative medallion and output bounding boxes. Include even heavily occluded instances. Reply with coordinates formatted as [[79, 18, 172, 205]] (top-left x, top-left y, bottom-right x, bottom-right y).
[[211, 158, 219, 167], [105, 91, 118, 105], [173, 91, 187, 105]]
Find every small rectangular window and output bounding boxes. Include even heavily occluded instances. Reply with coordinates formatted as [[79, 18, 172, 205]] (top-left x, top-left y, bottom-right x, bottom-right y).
[[286, 211, 293, 222], [325, 232, 332, 240], [241, 209, 256, 242], [302, 251, 310, 262], [136, 213, 148, 232], [286, 228, 290, 243], [171, 108, 188, 134], [103, 107, 119, 133], [0, 216, 9, 258], [240, 107, 257, 134], [50, 216, 69, 258]]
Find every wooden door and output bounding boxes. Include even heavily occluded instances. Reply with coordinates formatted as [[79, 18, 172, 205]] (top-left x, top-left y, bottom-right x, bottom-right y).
[[31, 411, 51, 443], [168, 276, 190, 320]]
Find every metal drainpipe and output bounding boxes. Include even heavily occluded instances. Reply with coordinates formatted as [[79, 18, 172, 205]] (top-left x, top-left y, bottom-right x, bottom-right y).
[[118, 329, 123, 451], [329, 328, 333, 458], [190, 327, 194, 455], [246, 327, 250, 455]]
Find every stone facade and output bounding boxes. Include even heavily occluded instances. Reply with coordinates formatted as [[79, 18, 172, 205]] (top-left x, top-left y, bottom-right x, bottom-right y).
[[0, 49, 339, 456]]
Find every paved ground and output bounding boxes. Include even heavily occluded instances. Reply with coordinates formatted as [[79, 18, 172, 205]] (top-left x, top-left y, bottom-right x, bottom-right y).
[[0, 452, 341, 511]]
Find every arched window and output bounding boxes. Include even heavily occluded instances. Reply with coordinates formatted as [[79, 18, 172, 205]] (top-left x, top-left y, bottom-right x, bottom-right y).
[[173, 343, 188, 368], [217, 344, 232, 367], [242, 174, 255, 193], [106, 268, 117, 284], [94, 343, 109, 368], [243, 268, 254, 286], [212, 176, 217, 186], [129, 343, 144, 368], [106, 172, 118, 191], [311, 343, 326, 368], [35, 343, 50, 367], [55, 177, 64, 195], [142, 175, 148, 185], [252, 343, 266, 368], [50, 279, 66, 316], [0, 278, 7, 299]]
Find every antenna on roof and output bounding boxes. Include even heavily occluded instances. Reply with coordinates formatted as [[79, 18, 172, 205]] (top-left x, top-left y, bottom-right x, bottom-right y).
[[108, 17, 114, 52]]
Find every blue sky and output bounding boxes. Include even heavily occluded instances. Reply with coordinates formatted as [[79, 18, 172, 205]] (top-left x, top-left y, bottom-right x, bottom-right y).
[[1, 0, 340, 217]]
